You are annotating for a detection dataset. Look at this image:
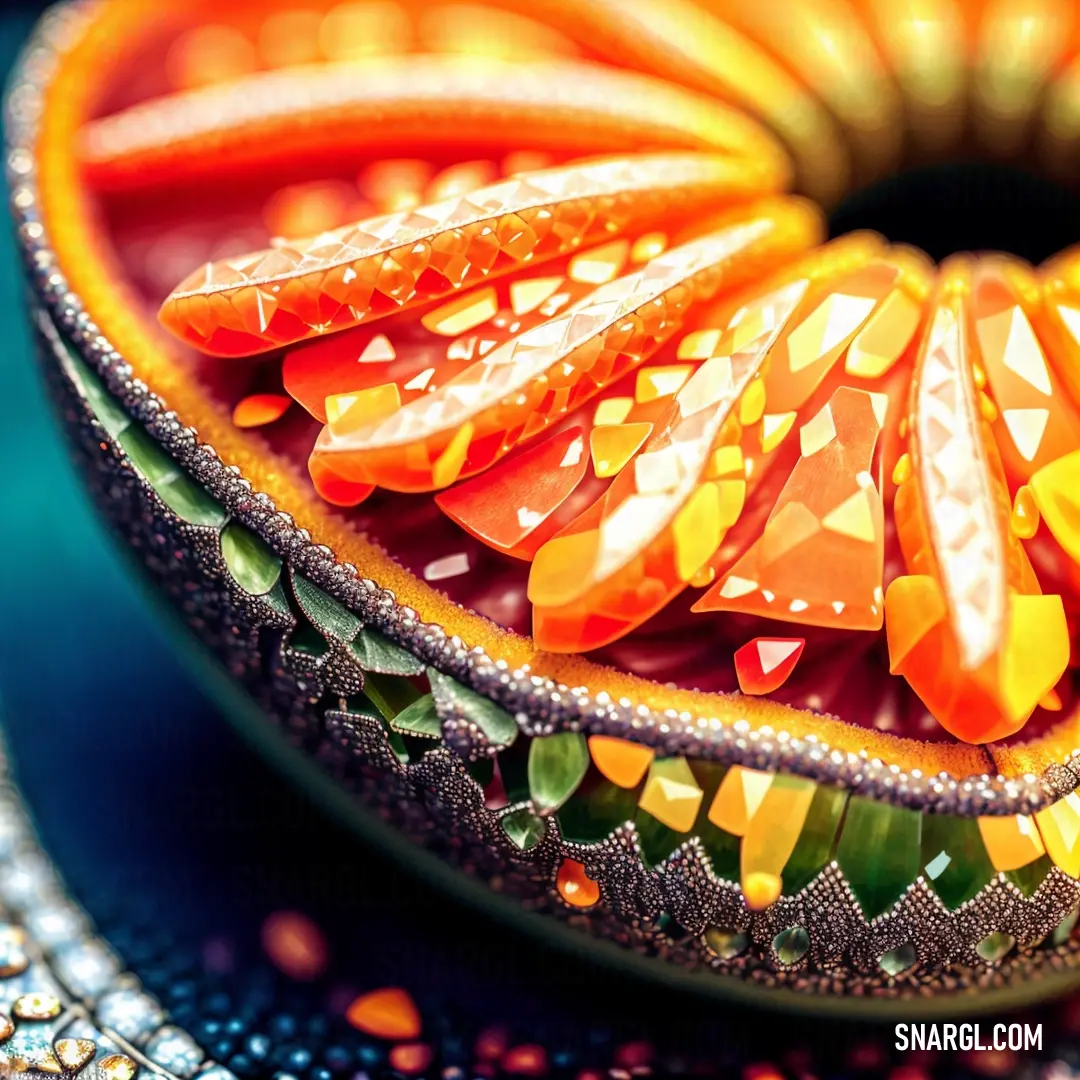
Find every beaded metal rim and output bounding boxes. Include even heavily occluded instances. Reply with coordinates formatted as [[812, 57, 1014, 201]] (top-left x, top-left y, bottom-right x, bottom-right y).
[[13, 0, 1080, 1008]]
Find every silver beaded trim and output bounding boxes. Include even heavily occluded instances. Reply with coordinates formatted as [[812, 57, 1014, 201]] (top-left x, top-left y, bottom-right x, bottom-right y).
[[6, 1, 1080, 830]]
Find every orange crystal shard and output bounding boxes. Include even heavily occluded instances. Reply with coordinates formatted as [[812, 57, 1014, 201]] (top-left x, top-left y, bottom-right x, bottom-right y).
[[529, 274, 811, 653], [587, 735, 655, 789], [435, 427, 588, 559], [346, 988, 421, 1040], [159, 153, 780, 357], [313, 201, 820, 494], [695, 385, 888, 631], [972, 260, 1080, 482], [308, 453, 375, 508], [231, 393, 291, 429], [888, 263, 1071, 743]]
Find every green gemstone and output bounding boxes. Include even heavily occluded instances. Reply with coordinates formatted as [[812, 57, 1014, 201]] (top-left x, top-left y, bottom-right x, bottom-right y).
[[501, 808, 547, 851], [221, 522, 282, 596], [836, 796, 922, 919], [427, 669, 518, 750], [635, 806, 683, 867], [704, 927, 749, 960], [351, 628, 425, 676], [363, 671, 422, 722], [773, 926, 810, 965], [782, 784, 848, 895], [1005, 854, 1053, 897], [557, 781, 638, 843], [976, 931, 1016, 963], [155, 473, 228, 527], [292, 573, 362, 641], [919, 814, 995, 910], [879, 941, 917, 976], [528, 732, 589, 814], [1052, 906, 1079, 946], [389, 694, 441, 739], [65, 351, 130, 439]]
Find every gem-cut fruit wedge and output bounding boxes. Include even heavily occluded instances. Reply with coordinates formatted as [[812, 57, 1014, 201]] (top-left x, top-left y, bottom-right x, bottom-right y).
[[159, 153, 779, 356], [886, 259, 1071, 743], [311, 200, 819, 492]]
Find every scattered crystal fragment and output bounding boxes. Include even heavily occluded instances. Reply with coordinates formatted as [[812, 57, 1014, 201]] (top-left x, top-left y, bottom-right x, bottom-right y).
[[703, 927, 749, 960], [589, 422, 653, 479], [346, 987, 422, 1040], [501, 808, 546, 851], [733, 637, 805, 695], [54, 1040, 96, 1072], [422, 552, 470, 582], [708, 765, 773, 836], [231, 393, 291, 428]]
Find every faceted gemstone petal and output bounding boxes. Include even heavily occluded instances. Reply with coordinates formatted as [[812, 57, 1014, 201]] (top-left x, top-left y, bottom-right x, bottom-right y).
[[835, 796, 922, 920], [161, 153, 784, 356], [972, 259, 1080, 481], [315, 201, 819, 492], [696, 386, 887, 630], [1035, 793, 1080, 878], [889, 259, 1071, 742], [733, 637, 805, 695], [435, 427, 588, 558], [638, 757, 703, 833], [587, 735, 655, 789], [529, 268, 814, 653]]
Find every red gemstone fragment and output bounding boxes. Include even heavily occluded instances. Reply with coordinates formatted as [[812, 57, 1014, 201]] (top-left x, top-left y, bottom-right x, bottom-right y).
[[733, 637, 806, 695], [232, 393, 291, 428]]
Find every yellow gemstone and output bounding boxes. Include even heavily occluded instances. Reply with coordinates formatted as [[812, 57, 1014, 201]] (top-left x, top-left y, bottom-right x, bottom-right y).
[[1030, 449, 1080, 562], [55, 1040, 97, 1072], [528, 529, 601, 608], [635, 364, 694, 404], [738, 378, 767, 425], [708, 765, 774, 836], [420, 286, 499, 336], [593, 396, 634, 427], [568, 239, 630, 284], [588, 735, 654, 789], [431, 420, 474, 488], [760, 411, 797, 452], [672, 482, 724, 582], [977, 813, 1046, 871], [706, 445, 745, 481], [13, 993, 61, 1021], [325, 383, 401, 436], [589, 422, 653, 479], [1011, 484, 1040, 539], [891, 452, 913, 486], [1036, 793, 1080, 878], [999, 593, 1070, 726], [99, 1055, 139, 1080], [509, 276, 563, 316], [631, 232, 667, 263], [639, 758, 703, 833], [678, 328, 721, 361], [743, 871, 782, 912], [741, 776, 816, 904], [884, 574, 947, 674], [845, 287, 921, 378]]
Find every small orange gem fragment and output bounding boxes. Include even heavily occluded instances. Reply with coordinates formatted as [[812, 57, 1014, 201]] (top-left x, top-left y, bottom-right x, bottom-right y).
[[589, 422, 654, 479], [1011, 485, 1040, 539], [346, 987, 422, 1040], [232, 393, 292, 429], [708, 765, 774, 836], [556, 858, 600, 908], [587, 735, 654, 789], [734, 638, 805, 695], [978, 814, 1046, 872]]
